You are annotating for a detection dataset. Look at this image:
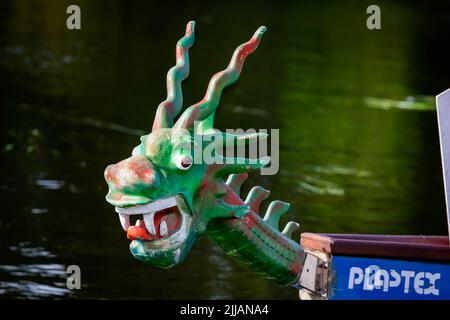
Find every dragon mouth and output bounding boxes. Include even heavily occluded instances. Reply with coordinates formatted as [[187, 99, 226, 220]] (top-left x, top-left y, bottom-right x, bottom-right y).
[[114, 195, 191, 247]]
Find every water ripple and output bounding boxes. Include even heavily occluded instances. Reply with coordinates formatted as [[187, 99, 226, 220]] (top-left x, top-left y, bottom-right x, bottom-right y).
[[0, 281, 69, 298], [365, 96, 435, 111]]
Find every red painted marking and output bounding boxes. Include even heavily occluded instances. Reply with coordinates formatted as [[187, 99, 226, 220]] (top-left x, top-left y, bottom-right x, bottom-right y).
[[176, 46, 183, 60], [142, 168, 155, 184], [223, 186, 244, 205], [111, 193, 123, 201], [106, 155, 158, 190], [290, 262, 301, 274], [243, 214, 257, 229]]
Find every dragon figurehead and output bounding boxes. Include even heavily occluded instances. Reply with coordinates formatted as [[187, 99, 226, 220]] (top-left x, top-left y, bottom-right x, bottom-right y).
[[104, 21, 305, 285]]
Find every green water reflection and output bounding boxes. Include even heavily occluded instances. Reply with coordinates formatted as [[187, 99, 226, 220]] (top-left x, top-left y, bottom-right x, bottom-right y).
[[0, 0, 449, 299]]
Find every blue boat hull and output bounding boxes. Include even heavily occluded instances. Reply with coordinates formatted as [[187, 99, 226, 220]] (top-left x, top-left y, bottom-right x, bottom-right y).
[[299, 233, 450, 300], [330, 255, 450, 300]]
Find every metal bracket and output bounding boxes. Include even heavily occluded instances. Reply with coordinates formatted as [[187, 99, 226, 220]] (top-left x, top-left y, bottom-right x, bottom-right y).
[[298, 253, 329, 298]]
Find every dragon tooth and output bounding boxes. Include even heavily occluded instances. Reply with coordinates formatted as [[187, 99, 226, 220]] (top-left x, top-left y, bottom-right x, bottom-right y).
[[143, 212, 156, 235], [160, 220, 168, 237], [118, 213, 130, 231]]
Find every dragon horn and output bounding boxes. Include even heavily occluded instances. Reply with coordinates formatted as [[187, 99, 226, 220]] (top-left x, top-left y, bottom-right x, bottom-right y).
[[201, 130, 269, 146], [152, 21, 195, 130], [174, 26, 267, 130], [214, 156, 270, 177]]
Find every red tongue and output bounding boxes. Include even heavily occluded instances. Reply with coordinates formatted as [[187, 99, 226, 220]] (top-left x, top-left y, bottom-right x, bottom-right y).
[[126, 209, 181, 241], [126, 211, 166, 241], [127, 225, 152, 241]]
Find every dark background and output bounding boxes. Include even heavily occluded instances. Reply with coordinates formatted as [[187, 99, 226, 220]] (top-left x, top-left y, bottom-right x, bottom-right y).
[[0, 0, 450, 299]]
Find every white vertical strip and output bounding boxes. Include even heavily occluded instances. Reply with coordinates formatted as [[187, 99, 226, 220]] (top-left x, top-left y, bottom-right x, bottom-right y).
[[436, 88, 450, 239]]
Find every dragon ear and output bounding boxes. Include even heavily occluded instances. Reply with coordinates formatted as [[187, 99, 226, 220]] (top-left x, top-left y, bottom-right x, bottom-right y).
[[152, 21, 196, 130], [174, 26, 267, 131], [200, 130, 268, 145]]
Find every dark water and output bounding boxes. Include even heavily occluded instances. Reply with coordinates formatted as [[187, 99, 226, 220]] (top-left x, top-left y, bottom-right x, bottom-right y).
[[1, 0, 450, 299]]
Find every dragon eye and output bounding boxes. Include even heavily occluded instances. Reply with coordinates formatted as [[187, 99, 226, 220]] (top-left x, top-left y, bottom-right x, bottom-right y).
[[175, 155, 193, 170]]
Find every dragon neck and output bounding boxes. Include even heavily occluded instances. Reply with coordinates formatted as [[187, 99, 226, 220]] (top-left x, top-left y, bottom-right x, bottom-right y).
[[205, 184, 305, 286]]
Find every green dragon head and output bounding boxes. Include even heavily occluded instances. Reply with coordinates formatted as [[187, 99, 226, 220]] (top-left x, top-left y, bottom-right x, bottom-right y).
[[104, 22, 270, 268]]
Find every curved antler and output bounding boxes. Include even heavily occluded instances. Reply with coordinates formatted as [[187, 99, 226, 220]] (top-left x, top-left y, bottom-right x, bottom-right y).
[[173, 26, 267, 130], [152, 21, 196, 130]]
